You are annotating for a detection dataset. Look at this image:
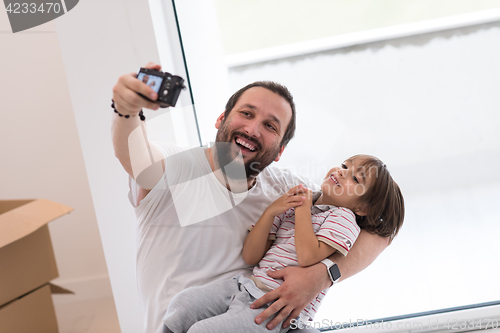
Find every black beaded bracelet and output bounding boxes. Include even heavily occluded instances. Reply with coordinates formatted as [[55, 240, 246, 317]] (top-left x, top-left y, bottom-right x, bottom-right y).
[[111, 100, 145, 121]]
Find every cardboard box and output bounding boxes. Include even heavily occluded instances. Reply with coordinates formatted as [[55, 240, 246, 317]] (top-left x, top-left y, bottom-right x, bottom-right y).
[[0, 284, 58, 333], [0, 199, 73, 332]]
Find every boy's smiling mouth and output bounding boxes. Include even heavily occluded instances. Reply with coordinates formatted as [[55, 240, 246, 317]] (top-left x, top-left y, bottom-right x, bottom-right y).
[[330, 174, 340, 186]]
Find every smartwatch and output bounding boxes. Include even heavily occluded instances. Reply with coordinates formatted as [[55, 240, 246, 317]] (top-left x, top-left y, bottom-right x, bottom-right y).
[[321, 258, 341, 285]]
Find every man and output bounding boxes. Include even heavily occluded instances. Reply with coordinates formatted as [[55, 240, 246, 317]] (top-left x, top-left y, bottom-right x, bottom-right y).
[[112, 63, 389, 333]]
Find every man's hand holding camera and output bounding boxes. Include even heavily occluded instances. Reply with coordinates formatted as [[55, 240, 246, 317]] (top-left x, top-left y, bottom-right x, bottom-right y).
[[112, 62, 161, 116]]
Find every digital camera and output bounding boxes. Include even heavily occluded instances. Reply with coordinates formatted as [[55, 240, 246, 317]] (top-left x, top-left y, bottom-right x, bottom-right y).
[[136, 68, 185, 108]]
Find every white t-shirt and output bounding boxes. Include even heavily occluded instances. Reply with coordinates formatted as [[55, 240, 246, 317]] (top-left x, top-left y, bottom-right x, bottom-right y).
[[128, 141, 319, 333]]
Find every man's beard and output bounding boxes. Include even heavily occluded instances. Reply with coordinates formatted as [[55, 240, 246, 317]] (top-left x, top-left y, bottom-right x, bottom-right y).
[[214, 121, 281, 181]]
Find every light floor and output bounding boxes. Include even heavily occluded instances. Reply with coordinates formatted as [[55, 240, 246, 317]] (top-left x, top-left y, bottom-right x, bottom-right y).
[[54, 297, 121, 333], [53, 298, 500, 333]]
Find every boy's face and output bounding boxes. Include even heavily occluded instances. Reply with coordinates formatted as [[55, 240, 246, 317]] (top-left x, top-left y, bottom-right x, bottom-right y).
[[320, 157, 374, 215]]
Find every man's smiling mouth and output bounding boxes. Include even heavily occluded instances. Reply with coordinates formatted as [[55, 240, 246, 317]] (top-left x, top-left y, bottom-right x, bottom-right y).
[[235, 137, 257, 152]]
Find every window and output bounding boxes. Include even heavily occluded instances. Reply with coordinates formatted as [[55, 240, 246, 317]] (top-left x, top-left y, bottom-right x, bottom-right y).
[[153, 0, 500, 331]]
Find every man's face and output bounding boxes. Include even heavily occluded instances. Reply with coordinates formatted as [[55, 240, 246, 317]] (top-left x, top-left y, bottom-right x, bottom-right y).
[[214, 87, 292, 179]]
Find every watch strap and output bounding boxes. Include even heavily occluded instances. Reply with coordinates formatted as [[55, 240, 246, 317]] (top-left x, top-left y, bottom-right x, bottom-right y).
[[321, 258, 341, 285]]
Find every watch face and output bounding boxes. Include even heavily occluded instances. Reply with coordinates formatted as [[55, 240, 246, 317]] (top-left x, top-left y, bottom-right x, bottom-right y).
[[329, 264, 341, 281]]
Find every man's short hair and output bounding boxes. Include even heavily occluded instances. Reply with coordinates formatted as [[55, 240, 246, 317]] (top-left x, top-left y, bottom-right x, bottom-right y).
[[223, 81, 296, 148]]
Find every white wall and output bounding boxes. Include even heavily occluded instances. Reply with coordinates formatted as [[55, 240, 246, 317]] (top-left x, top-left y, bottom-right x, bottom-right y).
[[53, 0, 230, 330], [0, 0, 114, 320], [53, 0, 172, 331], [2, 0, 231, 331], [219, 21, 500, 322], [2, 0, 189, 331]]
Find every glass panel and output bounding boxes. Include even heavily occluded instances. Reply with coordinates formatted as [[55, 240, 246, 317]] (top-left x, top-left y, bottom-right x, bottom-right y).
[[171, 0, 500, 327], [148, 0, 202, 148], [215, 0, 500, 55]]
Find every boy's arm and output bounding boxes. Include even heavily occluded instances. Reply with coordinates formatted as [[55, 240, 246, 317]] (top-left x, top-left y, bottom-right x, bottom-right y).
[[243, 185, 307, 265], [251, 230, 390, 330], [242, 212, 275, 265], [293, 203, 336, 267]]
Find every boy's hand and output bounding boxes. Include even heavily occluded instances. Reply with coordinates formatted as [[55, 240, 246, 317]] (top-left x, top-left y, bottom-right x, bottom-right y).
[[264, 185, 307, 217], [295, 186, 313, 209]]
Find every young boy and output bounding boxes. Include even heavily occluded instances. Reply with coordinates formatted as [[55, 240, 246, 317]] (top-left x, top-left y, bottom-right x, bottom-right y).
[[163, 155, 405, 333]]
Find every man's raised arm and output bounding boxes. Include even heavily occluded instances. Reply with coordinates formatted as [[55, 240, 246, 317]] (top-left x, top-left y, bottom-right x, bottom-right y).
[[251, 230, 390, 330], [111, 62, 165, 191]]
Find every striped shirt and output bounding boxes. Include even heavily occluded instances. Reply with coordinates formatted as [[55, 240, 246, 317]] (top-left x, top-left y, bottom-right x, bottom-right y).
[[250, 204, 360, 322]]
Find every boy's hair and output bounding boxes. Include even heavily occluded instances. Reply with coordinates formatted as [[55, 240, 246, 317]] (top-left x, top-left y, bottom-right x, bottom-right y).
[[223, 81, 296, 148], [350, 155, 405, 242]]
